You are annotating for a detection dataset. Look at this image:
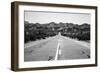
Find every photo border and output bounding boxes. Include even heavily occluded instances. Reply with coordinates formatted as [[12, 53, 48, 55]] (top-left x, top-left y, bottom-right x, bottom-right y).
[[11, 1, 98, 71]]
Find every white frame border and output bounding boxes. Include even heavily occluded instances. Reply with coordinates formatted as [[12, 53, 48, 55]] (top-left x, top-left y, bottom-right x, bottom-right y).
[[18, 5, 96, 68]]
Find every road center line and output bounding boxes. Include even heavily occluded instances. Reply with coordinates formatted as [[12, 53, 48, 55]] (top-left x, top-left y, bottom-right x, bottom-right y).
[[54, 32, 62, 60], [54, 42, 60, 60]]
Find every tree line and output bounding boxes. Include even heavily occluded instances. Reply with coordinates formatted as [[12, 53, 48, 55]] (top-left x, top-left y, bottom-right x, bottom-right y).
[[24, 21, 90, 43]]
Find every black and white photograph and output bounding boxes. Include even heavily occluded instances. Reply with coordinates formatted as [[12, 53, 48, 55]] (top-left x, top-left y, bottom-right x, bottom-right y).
[[24, 11, 91, 62], [11, 1, 97, 71]]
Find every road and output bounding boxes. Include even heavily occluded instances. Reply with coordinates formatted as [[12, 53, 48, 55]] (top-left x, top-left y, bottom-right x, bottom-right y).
[[24, 33, 90, 61]]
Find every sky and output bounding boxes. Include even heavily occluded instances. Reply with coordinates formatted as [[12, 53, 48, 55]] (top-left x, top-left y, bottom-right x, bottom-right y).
[[24, 11, 91, 25]]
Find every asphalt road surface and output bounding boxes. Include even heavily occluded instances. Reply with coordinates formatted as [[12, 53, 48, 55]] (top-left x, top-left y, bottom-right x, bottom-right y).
[[24, 33, 90, 61]]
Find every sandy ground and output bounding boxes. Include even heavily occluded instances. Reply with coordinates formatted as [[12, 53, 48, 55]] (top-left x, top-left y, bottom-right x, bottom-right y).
[[24, 34, 90, 61]]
